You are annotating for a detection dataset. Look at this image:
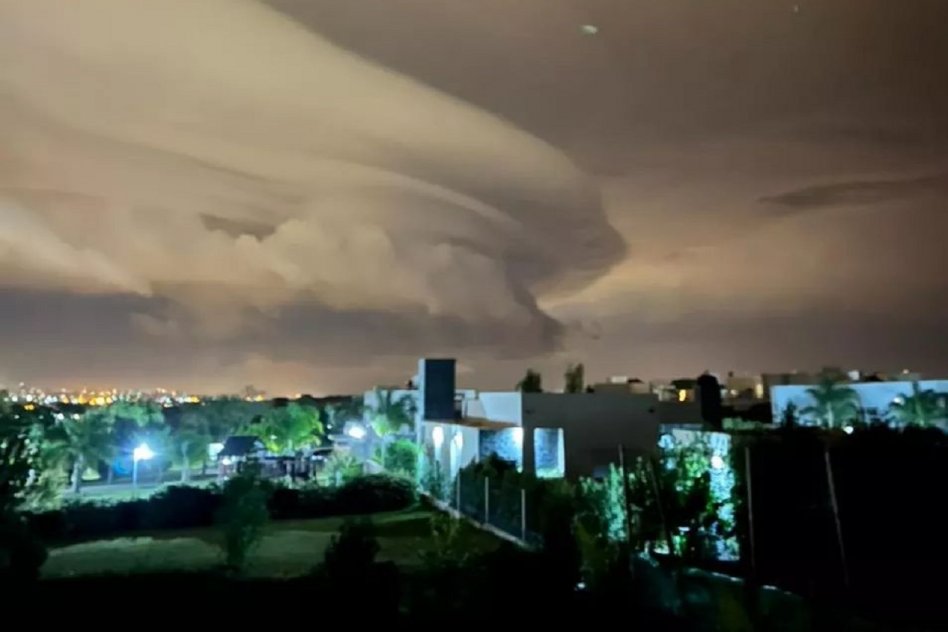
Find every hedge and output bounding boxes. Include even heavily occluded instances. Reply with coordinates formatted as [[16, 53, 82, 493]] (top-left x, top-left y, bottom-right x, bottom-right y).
[[28, 474, 416, 542]]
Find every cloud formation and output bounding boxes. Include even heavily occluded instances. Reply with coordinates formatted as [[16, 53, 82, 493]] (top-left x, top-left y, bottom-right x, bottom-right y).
[[0, 0, 623, 368]]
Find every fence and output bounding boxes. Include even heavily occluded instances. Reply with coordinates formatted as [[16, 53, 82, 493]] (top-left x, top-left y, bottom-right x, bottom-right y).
[[423, 465, 551, 547]]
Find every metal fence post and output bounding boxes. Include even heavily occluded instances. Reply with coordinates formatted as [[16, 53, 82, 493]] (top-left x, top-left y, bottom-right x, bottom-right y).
[[825, 448, 850, 589], [484, 476, 490, 524]]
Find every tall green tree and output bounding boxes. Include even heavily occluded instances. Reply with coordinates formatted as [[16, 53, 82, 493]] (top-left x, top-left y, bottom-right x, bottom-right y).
[[51, 413, 114, 494], [255, 403, 324, 455], [564, 363, 585, 394], [800, 377, 861, 429], [888, 382, 944, 427], [201, 398, 266, 442], [517, 369, 543, 393], [175, 409, 212, 482]]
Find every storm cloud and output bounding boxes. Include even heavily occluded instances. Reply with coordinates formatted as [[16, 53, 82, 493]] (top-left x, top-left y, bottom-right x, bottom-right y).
[[0, 0, 622, 381]]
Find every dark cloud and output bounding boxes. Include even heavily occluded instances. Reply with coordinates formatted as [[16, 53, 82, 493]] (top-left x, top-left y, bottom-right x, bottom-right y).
[[200, 214, 279, 241], [762, 174, 948, 210]]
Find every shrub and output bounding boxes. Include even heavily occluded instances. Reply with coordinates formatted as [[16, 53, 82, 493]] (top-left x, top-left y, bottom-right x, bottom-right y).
[[335, 474, 416, 514], [217, 474, 269, 571], [0, 513, 47, 583], [26, 474, 416, 543], [323, 452, 362, 486], [140, 485, 221, 530], [385, 439, 420, 480]]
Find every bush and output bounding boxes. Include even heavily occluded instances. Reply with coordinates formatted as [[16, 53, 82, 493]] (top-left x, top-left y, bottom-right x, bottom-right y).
[[26, 475, 416, 542], [140, 485, 221, 530], [323, 452, 362, 486], [335, 474, 416, 514], [0, 513, 47, 583], [217, 474, 269, 571], [385, 439, 419, 480]]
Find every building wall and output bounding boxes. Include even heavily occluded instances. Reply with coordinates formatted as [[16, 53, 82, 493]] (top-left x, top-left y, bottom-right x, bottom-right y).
[[771, 380, 948, 425], [656, 400, 703, 425], [421, 421, 481, 482], [476, 392, 523, 424], [520, 393, 659, 478]]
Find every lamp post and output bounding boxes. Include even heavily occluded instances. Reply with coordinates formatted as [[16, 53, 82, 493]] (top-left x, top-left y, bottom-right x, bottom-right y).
[[132, 442, 155, 490]]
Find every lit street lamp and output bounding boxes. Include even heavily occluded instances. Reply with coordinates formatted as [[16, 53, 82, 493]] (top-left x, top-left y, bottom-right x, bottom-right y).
[[132, 442, 155, 489]]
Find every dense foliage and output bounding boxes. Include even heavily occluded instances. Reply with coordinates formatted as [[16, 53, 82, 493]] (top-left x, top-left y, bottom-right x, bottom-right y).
[[27, 474, 416, 542]]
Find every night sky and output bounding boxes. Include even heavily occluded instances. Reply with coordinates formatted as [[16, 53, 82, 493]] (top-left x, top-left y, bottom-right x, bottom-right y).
[[1, 0, 946, 394]]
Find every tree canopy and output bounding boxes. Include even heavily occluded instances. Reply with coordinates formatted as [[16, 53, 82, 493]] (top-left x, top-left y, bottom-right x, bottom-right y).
[[517, 369, 543, 393]]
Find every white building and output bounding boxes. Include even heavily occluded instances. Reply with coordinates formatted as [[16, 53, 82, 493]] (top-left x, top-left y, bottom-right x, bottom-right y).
[[422, 390, 660, 481]]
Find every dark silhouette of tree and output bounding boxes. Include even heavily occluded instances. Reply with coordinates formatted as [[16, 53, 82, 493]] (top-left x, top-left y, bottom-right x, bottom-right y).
[[517, 369, 543, 393], [697, 372, 723, 430], [780, 402, 798, 429], [564, 363, 585, 394]]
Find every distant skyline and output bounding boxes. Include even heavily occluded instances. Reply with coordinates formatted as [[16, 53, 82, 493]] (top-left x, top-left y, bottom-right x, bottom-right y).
[[2, 0, 947, 394]]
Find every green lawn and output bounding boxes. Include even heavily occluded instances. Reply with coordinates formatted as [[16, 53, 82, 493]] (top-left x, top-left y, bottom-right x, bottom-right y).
[[42, 510, 498, 579]]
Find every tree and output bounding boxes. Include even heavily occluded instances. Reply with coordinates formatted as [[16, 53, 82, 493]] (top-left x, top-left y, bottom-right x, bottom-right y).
[[367, 389, 416, 438], [564, 363, 585, 394], [99, 402, 166, 483], [697, 372, 723, 430], [217, 470, 269, 572], [780, 402, 799, 429], [800, 377, 861, 429], [517, 369, 543, 393], [201, 398, 266, 442], [172, 416, 211, 483], [0, 398, 49, 582], [255, 403, 324, 455], [50, 412, 113, 494], [888, 382, 944, 428]]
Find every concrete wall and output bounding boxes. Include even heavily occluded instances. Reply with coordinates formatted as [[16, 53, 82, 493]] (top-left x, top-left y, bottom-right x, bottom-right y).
[[421, 421, 481, 482], [476, 392, 523, 424], [520, 393, 660, 479], [771, 380, 948, 425]]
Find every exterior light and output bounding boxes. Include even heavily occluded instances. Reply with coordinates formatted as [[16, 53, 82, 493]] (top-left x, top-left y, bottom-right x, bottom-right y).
[[710, 455, 725, 470], [678, 389, 688, 403], [432, 426, 444, 450], [133, 443, 155, 462], [843, 425, 854, 435], [132, 442, 155, 490], [346, 424, 367, 440]]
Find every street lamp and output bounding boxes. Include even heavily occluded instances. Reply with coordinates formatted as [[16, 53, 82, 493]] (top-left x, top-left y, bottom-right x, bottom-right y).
[[132, 442, 155, 489]]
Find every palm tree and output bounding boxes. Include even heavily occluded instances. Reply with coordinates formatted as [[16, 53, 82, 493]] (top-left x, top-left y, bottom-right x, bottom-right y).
[[888, 382, 944, 427], [52, 413, 113, 494], [800, 377, 861, 429], [367, 389, 416, 438]]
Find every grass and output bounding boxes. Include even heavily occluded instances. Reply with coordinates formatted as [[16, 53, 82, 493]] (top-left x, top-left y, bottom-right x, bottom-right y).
[[42, 509, 499, 579]]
